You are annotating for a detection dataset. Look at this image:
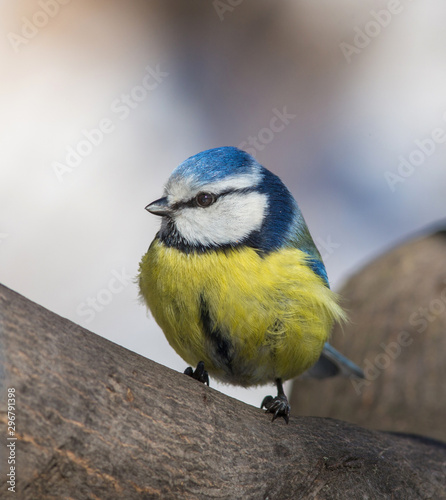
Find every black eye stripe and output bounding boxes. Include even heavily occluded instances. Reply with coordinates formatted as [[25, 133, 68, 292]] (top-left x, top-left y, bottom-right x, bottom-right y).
[[171, 187, 257, 210]]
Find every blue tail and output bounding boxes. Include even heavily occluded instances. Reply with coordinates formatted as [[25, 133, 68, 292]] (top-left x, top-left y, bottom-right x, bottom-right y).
[[302, 342, 364, 379]]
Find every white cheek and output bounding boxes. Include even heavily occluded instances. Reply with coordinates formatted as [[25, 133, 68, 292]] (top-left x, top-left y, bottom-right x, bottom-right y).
[[174, 192, 268, 246]]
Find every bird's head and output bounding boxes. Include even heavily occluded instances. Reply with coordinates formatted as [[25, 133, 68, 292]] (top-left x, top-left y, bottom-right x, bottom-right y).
[[146, 147, 304, 253]]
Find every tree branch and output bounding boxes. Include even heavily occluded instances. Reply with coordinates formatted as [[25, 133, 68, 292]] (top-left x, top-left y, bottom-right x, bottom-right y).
[[1, 283, 445, 499]]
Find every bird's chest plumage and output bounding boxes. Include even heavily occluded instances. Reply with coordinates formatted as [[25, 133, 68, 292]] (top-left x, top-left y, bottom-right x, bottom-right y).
[[139, 239, 340, 386]]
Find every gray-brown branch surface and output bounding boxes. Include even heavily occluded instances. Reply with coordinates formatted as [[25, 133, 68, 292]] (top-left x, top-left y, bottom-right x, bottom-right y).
[[0, 283, 445, 499]]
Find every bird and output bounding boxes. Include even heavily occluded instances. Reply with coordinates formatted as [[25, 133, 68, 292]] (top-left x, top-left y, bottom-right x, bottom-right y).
[[138, 146, 364, 423]]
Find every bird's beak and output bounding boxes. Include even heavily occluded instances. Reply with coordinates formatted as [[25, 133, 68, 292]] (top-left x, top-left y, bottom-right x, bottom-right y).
[[145, 197, 173, 217]]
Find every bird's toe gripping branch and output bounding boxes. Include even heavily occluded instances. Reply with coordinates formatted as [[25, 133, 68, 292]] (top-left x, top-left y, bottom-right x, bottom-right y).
[[261, 394, 290, 424], [184, 361, 210, 386], [261, 378, 290, 424]]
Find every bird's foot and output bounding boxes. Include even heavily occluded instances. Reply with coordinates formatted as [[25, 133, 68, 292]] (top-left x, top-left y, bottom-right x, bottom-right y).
[[184, 361, 209, 386], [261, 394, 290, 424]]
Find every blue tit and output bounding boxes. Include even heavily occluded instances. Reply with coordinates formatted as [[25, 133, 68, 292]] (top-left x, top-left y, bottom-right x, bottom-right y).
[[138, 147, 364, 423]]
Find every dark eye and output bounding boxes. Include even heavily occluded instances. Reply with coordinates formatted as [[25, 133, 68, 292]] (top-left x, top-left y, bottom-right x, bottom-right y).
[[196, 192, 216, 208]]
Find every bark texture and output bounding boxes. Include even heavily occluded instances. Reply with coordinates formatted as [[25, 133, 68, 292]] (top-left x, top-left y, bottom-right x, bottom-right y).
[[291, 230, 446, 443], [1, 282, 445, 499]]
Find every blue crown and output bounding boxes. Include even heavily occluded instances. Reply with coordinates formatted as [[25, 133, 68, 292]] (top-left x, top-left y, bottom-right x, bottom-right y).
[[170, 147, 260, 187]]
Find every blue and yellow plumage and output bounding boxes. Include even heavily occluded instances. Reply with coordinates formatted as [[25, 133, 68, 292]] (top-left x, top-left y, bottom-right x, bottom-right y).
[[138, 147, 362, 422]]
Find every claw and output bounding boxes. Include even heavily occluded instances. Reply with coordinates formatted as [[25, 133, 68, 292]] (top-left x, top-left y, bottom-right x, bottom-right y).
[[184, 361, 209, 385], [261, 379, 290, 424], [261, 395, 274, 408], [262, 394, 290, 424]]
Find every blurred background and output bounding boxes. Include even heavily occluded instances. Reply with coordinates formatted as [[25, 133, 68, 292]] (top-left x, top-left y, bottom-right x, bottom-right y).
[[1, 0, 446, 408]]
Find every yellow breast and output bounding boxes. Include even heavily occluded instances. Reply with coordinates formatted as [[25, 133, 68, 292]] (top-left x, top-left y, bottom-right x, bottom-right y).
[[138, 239, 345, 386]]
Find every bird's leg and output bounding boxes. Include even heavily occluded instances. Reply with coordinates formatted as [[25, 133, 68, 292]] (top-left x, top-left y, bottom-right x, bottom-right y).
[[184, 360, 210, 386], [261, 378, 290, 424]]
